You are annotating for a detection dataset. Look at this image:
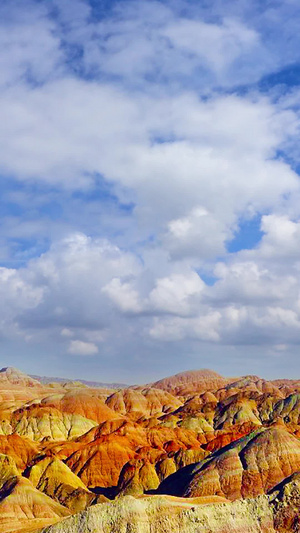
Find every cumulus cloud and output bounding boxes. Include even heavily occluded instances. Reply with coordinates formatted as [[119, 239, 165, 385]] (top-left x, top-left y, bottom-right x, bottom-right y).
[[149, 312, 221, 342], [163, 207, 228, 260], [102, 278, 143, 313], [259, 215, 300, 260], [148, 272, 204, 316], [18, 233, 141, 329], [211, 261, 297, 305], [68, 339, 98, 356], [2, 0, 300, 378]]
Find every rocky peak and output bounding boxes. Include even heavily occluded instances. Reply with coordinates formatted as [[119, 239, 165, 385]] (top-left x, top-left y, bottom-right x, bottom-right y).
[[0, 366, 41, 388]]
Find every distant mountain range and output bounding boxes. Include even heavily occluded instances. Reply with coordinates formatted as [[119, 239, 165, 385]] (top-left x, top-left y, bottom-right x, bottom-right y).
[[29, 373, 128, 389]]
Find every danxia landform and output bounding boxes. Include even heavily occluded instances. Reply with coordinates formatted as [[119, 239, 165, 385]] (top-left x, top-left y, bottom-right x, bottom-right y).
[[0, 366, 299, 532]]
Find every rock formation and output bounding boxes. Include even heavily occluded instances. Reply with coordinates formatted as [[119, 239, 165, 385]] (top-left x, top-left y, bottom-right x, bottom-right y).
[[0, 366, 299, 532], [0, 453, 70, 533], [153, 369, 228, 395], [159, 427, 300, 500], [38, 493, 275, 533], [25, 456, 95, 512], [0, 367, 42, 389]]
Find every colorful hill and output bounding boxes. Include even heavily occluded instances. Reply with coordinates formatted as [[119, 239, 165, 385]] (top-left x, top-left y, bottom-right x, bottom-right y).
[[0, 366, 299, 532]]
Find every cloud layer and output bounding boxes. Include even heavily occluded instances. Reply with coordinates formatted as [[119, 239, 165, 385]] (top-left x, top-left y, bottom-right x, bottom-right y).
[[1, 0, 300, 380]]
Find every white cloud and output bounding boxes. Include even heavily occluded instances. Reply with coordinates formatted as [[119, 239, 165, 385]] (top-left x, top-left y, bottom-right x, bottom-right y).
[[2, 0, 300, 378], [149, 272, 204, 315], [52, 0, 300, 89], [259, 215, 300, 260], [67, 339, 98, 356], [164, 207, 228, 260], [0, 267, 44, 314], [102, 278, 143, 313], [149, 312, 221, 342], [162, 18, 259, 80], [61, 328, 73, 337], [211, 260, 297, 305], [0, 1, 63, 88]]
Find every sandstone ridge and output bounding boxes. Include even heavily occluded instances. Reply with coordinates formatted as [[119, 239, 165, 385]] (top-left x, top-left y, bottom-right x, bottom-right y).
[[0, 366, 299, 532]]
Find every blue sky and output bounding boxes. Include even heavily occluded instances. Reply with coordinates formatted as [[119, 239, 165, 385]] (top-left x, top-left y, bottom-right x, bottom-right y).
[[1, 0, 300, 382]]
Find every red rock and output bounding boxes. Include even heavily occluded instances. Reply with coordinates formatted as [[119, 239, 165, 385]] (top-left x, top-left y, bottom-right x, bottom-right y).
[[152, 369, 228, 396]]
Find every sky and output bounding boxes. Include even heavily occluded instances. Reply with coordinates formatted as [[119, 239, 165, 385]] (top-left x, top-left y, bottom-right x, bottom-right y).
[[1, 0, 300, 383]]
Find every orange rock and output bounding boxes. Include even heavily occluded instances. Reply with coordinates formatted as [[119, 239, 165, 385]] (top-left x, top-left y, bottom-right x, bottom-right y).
[[25, 455, 95, 512], [11, 404, 96, 441], [181, 427, 300, 500], [152, 369, 228, 396], [0, 452, 70, 533], [0, 365, 300, 532], [41, 390, 118, 424], [270, 471, 300, 532], [66, 438, 137, 488], [0, 435, 39, 471], [0, 367, 42, 389], [106, 387, 182, 418]]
